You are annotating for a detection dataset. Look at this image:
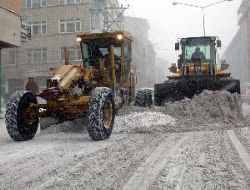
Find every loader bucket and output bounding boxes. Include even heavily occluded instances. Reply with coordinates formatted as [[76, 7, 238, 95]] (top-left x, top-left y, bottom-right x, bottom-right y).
[[154, 77, 240, 106]]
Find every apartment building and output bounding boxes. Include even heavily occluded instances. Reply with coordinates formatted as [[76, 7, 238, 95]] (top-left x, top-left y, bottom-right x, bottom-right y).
[[2, 0, 120, 95], [124, 16, 156, 88]]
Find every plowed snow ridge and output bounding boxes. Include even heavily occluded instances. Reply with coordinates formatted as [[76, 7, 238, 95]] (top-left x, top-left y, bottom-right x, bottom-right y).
[[164, 90, 244, 127], [117, 90, 244, 133]]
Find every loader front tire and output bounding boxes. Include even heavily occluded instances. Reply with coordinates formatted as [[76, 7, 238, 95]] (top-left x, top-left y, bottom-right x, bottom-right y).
[[5, 91, 39, 141], [87, 87, 115, 141]]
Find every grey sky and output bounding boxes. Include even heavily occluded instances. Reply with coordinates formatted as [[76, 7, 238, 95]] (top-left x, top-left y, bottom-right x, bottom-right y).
[[122, 0, 241, 63]]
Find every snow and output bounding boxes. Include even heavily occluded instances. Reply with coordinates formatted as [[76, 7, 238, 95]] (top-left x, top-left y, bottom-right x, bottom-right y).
[[114, 112, 176, 133], [162, 90, 244, 132], [242, 103, 250, 116], [164, 90, 243, 125], [0, 90, 249, 189]]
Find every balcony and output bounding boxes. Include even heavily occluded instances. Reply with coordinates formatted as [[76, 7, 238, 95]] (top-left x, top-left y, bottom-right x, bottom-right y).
[[0, 5, 21, 48]]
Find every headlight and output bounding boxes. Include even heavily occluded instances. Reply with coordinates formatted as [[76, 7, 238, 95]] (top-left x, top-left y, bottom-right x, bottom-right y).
[[76, 37, 82, 42], [52, 75, 61, 82], [117, 34, 123, 40]]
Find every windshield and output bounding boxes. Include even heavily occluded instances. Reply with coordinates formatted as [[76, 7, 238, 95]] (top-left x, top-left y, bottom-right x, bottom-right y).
[[184, 45, 210, 60], [81, 39, 122, 68], [183, 38, 212, 63]]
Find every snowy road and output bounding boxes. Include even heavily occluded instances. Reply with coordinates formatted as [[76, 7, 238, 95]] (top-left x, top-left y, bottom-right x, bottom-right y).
[[0, 109, 250, 190]]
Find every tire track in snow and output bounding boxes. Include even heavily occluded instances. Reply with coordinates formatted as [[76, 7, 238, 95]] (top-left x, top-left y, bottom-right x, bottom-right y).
[[227, 130, 250, 171], [29, 133, 168, 190], [123, 132, 190, 190], [234, 127, 250, 154]]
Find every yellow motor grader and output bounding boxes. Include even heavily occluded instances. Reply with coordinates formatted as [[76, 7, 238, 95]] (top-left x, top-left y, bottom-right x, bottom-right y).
[[5, 31, 136, 141]]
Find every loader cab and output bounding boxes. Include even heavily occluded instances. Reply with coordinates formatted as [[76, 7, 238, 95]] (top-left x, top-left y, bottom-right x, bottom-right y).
[[77, 32, 132, 82], [180, 37, 217, 64], [175, 36, 221, 76]]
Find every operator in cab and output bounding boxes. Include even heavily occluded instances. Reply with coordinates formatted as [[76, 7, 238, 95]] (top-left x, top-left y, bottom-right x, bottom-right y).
[[191, 47, 205, 75], [191, 47, 205, 61]]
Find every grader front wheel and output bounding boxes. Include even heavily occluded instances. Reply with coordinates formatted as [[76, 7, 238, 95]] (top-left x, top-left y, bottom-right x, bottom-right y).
[[87, 87, 115, 141], [5, 91, 39, 141]]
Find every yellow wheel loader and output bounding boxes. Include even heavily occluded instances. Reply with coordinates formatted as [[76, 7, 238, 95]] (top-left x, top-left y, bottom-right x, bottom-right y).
[[5, 31, 136, 141], [154, 36, 240, 106]]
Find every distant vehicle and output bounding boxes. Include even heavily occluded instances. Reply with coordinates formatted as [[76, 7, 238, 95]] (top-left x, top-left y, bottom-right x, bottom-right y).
[[154, 36, 240, 106]]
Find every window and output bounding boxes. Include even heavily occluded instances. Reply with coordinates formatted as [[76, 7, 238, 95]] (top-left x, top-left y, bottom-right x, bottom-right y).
[[61, 46, 81, 62], [33, 0, 40, 8], [27, 49, 47, 64], [60, 0, 80, 5], [42, 0, 46, 6], [28, 21, 47, 35], [9, 51, 19, 65], [124, 41, 131, 74], [26, 0, 31, 8], [25, 0, 47, 8], [91, 13, 103, 31], [60, 19, 81, 33]]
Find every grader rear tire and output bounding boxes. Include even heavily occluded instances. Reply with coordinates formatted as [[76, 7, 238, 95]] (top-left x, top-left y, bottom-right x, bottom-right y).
[[146, 90, 153, 106], [5, 91, 39, 141], [134, 89, 153, 107], [87, 87, 115, 141]]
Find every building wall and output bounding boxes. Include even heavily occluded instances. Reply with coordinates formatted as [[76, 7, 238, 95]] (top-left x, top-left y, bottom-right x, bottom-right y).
[[224, 0, 250, 93], [2, 0, 121, 95], [224, 31, 244, 81]]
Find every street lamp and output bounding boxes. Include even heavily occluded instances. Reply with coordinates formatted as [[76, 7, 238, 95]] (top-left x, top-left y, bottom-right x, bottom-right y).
[[172, 0, 233, 36]]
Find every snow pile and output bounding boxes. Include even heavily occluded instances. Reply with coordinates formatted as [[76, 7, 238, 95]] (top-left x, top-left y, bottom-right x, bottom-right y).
[[164, 90, 244, 129], [114, 112, 176, 133], [117, 106, 165, 116], [41, 90, 244, 134]]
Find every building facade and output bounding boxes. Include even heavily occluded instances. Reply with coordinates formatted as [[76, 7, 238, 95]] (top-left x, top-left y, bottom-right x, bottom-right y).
[[224, 0, 250, 93], [124, 16, 155, 89], [2, 0, 120, 95]]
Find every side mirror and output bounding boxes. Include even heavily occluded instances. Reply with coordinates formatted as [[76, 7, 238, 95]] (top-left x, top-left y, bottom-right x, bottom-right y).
[[175, 43, 179, 51], [171, 63, 176, 67], [221, 59, 229, 70], [169, 63, 177, 73], [217, 40, 222, 48]]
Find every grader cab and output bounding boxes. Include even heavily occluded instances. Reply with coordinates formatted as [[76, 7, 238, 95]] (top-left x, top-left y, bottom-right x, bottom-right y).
[[5, 31, 136, 141]]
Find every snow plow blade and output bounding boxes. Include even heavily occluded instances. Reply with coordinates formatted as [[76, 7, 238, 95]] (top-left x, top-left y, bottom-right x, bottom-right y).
[[154, 77, 240, 106]]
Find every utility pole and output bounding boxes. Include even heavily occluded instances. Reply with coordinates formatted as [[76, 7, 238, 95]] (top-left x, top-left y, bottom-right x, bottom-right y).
[[173, 0, 233, 36], [202, 8, 205, 36], [103, 4, 129, 32], [89, 0, 129, 32]]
